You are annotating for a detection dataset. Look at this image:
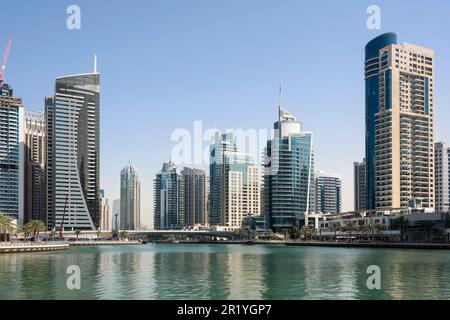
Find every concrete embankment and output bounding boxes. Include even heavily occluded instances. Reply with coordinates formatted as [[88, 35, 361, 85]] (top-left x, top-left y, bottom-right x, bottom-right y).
[[69, 240, 140, 246], [176, 240, 286, 245], [286, 241, 450, 250], [0, 242, 69, 253]]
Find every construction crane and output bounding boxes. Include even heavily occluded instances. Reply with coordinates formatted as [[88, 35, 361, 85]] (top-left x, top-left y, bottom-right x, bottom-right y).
[[0, 37, 13, 86]]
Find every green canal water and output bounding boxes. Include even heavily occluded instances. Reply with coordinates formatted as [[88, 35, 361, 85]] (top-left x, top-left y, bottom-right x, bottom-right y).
[[1, 244, 450, 300]]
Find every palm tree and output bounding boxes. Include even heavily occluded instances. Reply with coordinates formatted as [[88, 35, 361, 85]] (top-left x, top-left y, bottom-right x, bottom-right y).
[[421, 221, 435, 243], [330, 222, 341, 240], [112, 230, 119, 240], [0, 214, 16, 242], [392, 216, 409, 242], [96, 229, 101, 240], [366, 222, 381, 242], [75, 230, 81, 240], [266, 229, 274, 240], [20, 224, 32, 241], [120, 231, 129, 240], [24, 220, 47, 242], [289, 227, 300, 240], [300, 226, 315, 240], [345, 221, 358, 241]]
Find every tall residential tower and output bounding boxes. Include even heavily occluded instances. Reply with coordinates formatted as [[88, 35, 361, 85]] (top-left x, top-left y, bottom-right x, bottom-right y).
[[120, 164, 141, 230], [365, 33, 435, 210], [46, 64, 100, 231]]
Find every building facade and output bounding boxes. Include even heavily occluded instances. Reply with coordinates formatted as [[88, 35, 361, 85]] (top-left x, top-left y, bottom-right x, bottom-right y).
[[120, 164, 141, 230], [0, 83, 24, 223], [24, 109, 46, 224], [354, 159, 366, 212], [315, 172, 342, 214], [182, 167, 208, 226], [209, 132, 261, 229], [112, 199, 120, 231], [153, 161, 184, 229], [263, 104, 314, 232], [435, 142, 449, 212], [46, 70, 100, 231], [99, 189, 111, 231], [365, 33, 435, 210]]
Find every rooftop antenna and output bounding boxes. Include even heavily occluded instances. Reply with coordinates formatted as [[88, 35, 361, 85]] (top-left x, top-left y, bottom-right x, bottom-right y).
[[93, 54, 97, 73], [278, 81, 283, 121], [0, 37, 13, 85]]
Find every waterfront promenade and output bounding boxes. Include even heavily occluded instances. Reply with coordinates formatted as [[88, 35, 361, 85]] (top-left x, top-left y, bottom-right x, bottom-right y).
[[0, 242, 69, 253]]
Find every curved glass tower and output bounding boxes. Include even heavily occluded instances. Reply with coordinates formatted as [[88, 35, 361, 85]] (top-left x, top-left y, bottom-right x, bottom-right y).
[[365, 33, 397, 210], [47, 71, 100, 231]]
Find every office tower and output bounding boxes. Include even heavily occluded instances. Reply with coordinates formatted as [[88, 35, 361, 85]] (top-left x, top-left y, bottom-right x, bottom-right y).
[[209, 132, 261, 228], [99, 189, 111, 231], [263, 92, 314, 232], [365, 33, 435, 210], [354, 159, 366, 211], [120, 164, 141, 230], [46, 63, 100, 231], [182, 167, 208, 226], [112, 199, 120, 230], [24, 109, 46, 224], [435, 142, 449, 212], [0, 82, 24, 223], [153, 161, 184, 229], [315, 171, 342, 214]]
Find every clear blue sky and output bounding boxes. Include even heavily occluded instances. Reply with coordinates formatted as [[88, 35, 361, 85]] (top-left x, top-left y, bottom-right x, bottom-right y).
[[2, 0, 450, 226]]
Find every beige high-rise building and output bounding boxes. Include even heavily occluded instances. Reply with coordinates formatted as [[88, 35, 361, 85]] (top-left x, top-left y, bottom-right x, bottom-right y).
[[367, 34, 435, 210]]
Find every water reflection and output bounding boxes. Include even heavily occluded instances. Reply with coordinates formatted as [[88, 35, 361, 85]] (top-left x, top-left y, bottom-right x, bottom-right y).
[[1, 245, 450, 300]]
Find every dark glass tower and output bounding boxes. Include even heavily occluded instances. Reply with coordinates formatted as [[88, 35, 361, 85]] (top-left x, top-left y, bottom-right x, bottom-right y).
[[364, 33, 397, 210], [46, 72, 100, 231]]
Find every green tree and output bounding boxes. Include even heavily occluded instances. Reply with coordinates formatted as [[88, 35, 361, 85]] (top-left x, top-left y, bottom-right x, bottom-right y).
[[330, 222, 341, 239], [120, 231, 129, 240], [366, 222, 381, 242], [24, 220, 47, 242], [75, 230, 81, 240], [344, 221, 358, 241], [421, 221, 435, 243], [0, 214, 16, 242], [300, 226, 315, 240], [289, 227, 300, 240], [391, 216, 409, 242], [266, 229, 274, 240], [112, 230, 119, 239]]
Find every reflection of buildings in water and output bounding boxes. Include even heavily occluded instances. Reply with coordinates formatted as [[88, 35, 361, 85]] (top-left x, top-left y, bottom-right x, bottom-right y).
[[301, 249, 359, 300], [153, 250, 212, 299], [105, 250, 156, 299], [226, 251, 264, 300]]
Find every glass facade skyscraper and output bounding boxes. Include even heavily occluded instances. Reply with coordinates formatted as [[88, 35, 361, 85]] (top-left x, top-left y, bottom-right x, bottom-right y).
[[0, 83, 24, 222], [120, 164, 141, 230], [153, 161, 184, 229], [46, 71, 100, 231], [209, 132, 261, 228], [315, 172, 342, 214], [182, 167, 208, 226], [263, 105, 314, 232]]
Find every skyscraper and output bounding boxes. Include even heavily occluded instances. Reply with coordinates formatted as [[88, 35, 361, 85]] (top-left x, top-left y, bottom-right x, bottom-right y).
[[209, 132, 261, 228], [182, 167, 208, 226], [112, 199, 120, 231], [46, 63, 100, 231], [99, 189, 111, 231], [153, 161, 184, 229], [0, 82, 24, 223], [435, 142, 449, 212], [365, 33, 435, 210], [24, 109, 46, 224], [354, 159, 366, 212], [315, 171, 342, 214], [120, 164, 141, 230], [263, 91, 314, 232]]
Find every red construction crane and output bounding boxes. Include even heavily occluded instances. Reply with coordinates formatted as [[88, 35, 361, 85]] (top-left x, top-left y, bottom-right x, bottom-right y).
[[0, 37, 13, 85]]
